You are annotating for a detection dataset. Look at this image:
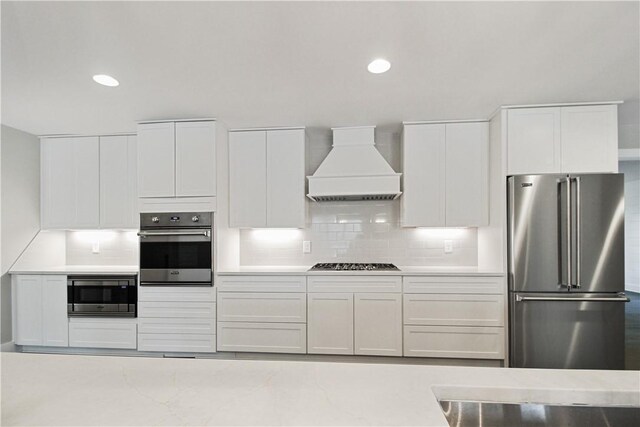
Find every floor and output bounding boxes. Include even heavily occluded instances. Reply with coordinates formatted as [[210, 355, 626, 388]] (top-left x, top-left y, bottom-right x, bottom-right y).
[[626, 291, 640, 370], [1, 353, 638, 427]]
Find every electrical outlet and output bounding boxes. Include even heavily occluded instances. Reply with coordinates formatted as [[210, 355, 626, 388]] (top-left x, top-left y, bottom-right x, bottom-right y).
[[302, 240, 312, 254], [444, 240, 453, 254], [92, 241, 100, 254]]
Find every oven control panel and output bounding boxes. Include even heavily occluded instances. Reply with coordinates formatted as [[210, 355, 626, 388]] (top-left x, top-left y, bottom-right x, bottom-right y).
[[140, 212, 212, 228]]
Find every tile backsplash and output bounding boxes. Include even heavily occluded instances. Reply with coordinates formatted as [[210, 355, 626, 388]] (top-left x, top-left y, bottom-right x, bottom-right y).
[[66, 230, 138, 265], [239, 200, 478, 267]]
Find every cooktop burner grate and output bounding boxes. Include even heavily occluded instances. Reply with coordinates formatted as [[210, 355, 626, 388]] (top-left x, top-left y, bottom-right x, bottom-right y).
[[309, 263, 400, 271]]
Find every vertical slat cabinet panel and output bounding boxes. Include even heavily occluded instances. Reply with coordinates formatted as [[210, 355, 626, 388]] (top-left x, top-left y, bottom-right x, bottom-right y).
[[354, 293, 402, 356], [42, 276, 69, 347], [137, 122, 176, 197], [41, 138, 75, 228], [560, 105, 618, 174], [266, 129, 305, 228], [307, 293, 354, 355], [73, 137, 100, 228], [402, 124, 446, 227], [175, 121, 216, 197], [14, 275, 43, 345], [445, 122, 489, 226], [100, 135, 138, 228], [229, 131, 267, 227], [507, 107, 561, 175]]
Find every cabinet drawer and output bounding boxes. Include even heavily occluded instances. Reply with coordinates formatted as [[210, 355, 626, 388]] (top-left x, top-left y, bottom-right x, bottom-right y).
[[217, 276, 306, 292], [138, 285, 216, 302], [308, 276, 401, 293], [138, 317, 215, 335], [69, 320, 137, 349], [404, 325, 504, 359], [138, 301, 216, 318], [218, 292, 306, 323], [138, 333, 216, 353], [404, 294, 504, 326], [403, 276, 503, 294], [217, 322, 306, 354]]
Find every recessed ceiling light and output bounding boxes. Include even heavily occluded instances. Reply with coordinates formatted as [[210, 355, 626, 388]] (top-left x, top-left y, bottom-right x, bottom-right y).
[[367, 59, 391, 74], [92, 74, 119, 87]]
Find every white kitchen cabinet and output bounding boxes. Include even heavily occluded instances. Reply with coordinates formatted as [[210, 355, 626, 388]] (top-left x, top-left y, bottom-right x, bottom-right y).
[[229, 131, 267, 227], [401, 122, 489, 227], [354, 293, 402, 356], [138, 334, 215, 353], [403, 293, 504, 327], [41, 137, 100, 229], [307, 293, 354, 355], [137, 120, 216, 199], [217, 322, 306, 354], [217, 292, 306, 323], [218, 275, 307, 293], [507, 104, 618, 175], [13, 275, 68, 347], [402, 124, 446, 227], [176, 121, 217, 196], [507, 107, 561, 175], [69, 319, 137, 349], [229, 128, 306, 228], [560, 105, 618, 173], [445, 122, 489, 226], [100, 135, 138, 228], [404, 325, 504, 359]]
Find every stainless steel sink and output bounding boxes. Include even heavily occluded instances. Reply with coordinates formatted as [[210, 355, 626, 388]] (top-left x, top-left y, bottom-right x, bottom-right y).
[[439, 400, 640, 427]]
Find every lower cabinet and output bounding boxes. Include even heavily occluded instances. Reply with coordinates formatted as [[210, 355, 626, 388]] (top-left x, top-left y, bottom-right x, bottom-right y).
[[216, 276, 307, 354], [69, 319, 137, 349], [403, 326, 504, 359], [13, 275, 68, 347], [137, 286, 217, 353], [307, 291, 403, 357]]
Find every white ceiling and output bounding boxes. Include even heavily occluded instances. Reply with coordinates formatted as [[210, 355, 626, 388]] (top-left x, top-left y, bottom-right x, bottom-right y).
[[2, 1, 639, 146]]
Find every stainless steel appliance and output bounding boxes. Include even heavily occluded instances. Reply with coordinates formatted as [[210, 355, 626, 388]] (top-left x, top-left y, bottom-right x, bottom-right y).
[[309, 263, 400, 271], [67, 276, 137, 317], [508, 174, 628, 369], [138, 212, 213, 286]]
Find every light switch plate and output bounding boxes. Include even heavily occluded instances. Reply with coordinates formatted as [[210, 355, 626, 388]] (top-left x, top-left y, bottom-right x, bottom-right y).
[[444, 240, 453, 254], [92, 241, 100, 254], [303, 240, 311, 254]]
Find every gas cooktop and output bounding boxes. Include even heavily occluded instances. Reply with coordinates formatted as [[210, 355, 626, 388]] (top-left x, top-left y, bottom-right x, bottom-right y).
[[309, 263, 400, 271]]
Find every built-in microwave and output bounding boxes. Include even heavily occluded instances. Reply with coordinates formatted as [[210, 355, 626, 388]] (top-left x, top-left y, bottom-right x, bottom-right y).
[[67, 276, 137, 317]]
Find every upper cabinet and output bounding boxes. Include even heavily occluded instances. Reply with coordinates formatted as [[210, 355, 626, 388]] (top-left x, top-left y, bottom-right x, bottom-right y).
[[137, 120, 216, 198], [42, 136, 137, 229], [229, 128, 306, 228], [42, 137, 100, 229], [506, 104, 618, 175], [401, 122, 489, 227]]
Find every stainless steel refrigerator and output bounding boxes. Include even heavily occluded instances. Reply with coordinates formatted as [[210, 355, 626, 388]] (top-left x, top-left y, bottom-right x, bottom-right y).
[[508, 173, 628, 369]]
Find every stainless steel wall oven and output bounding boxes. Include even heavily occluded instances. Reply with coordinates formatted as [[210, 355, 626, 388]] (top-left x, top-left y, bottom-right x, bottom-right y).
[[138, 212, 213, 286], [67, 276, 137, 317]]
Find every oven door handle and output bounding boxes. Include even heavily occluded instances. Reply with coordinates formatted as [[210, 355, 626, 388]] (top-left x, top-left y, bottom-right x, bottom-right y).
[[137, 230, 211, 238]]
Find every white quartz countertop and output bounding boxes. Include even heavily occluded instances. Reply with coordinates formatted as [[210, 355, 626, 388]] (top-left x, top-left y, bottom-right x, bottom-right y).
[[1, 352, 638, 426], [9, 265, 139, 275], [217, 265, 503, 276]]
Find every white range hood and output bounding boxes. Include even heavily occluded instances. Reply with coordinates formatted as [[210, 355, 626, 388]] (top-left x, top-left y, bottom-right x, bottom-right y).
[[307, 126, 402, 202]]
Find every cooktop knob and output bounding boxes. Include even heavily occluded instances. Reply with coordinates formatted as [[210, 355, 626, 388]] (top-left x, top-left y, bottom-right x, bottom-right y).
[[192, 215, 200, 222], [151, 216, 159, 223]]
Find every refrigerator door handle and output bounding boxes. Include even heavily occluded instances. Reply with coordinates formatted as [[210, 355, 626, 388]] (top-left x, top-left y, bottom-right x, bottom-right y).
[[516, 294, 629, 303], [574, 177, 581, 289], [566, 176, 572, 289]]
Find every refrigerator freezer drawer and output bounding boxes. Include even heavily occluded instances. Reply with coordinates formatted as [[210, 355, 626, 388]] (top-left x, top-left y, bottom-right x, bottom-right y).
[[510, 292, 626, 369]]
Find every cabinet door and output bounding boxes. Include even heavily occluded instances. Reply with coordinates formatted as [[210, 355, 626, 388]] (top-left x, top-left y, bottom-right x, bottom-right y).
[[507, 107, 561, 175], [307, 293, 353, 355], [561, 105, 618, 174], [13, 275, 43, 345], [175, 121, 216, 197], [445, 122, 489, 226], [73, 137, 100, 228], [100, 136, 138, 228], [354, 293, 402, 356], [42, 276, 69, 347], [229, 131, 267, 227], [41, 138, 75, 228], [137, 122, 175, 197], [401, 124, 446, 226], [266, 129, 305, 227]]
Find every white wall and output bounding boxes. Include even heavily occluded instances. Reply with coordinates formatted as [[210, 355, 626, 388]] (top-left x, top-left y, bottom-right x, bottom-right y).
[[65, 231, 138, 265], [620, 160, 640, 293], [1, 125, 41, 343]]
